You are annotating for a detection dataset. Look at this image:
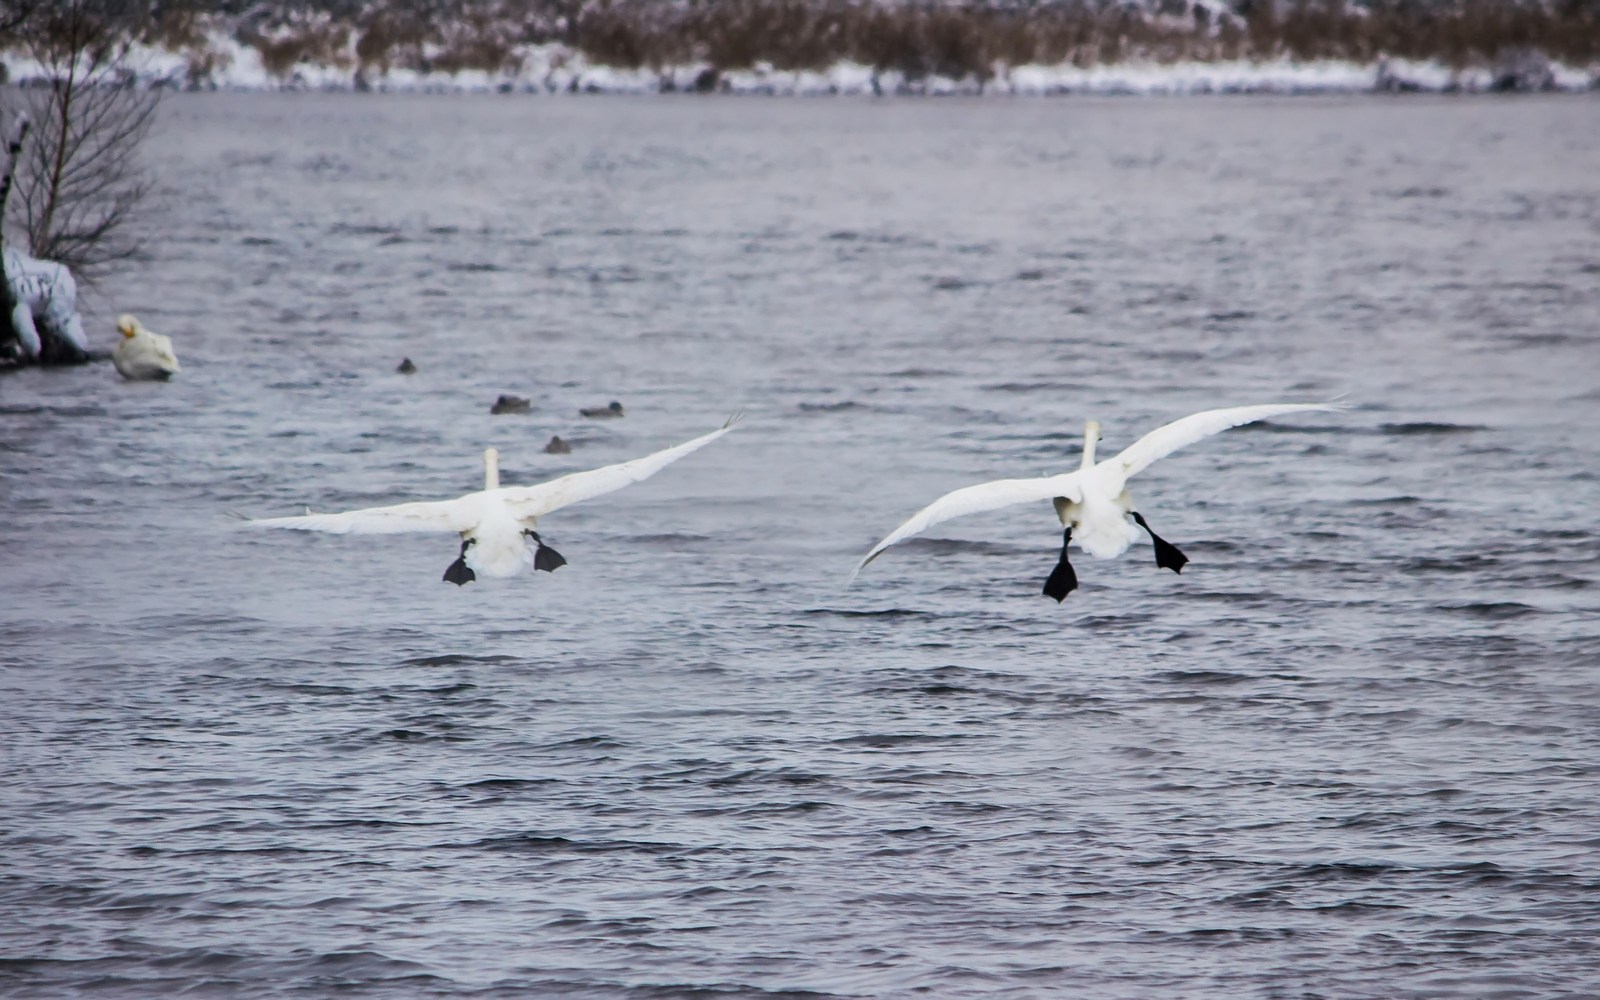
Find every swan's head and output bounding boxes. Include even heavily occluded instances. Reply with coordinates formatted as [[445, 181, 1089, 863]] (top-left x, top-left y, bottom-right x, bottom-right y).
[[116, 315, 141, 338], [1080, 420, 1102, 470]]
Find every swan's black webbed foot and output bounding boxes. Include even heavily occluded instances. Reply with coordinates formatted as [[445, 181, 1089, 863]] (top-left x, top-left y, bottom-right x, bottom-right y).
[[443, 538, 476, 586], [1042, 527, 1079, 603], [525, 530, 567, 573], [1131, 512, 1188, 574]]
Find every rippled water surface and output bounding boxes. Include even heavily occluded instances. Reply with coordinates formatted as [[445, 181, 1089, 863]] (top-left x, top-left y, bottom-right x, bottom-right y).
[[4, 94, 1599, 998]]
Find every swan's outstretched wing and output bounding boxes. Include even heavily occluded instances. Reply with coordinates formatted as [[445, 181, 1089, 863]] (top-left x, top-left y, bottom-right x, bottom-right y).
[[851, 473, 1083, 582], [250, 497, 477, 535], [499, 414, 741, 520], [1114, 403, 1341, 480]]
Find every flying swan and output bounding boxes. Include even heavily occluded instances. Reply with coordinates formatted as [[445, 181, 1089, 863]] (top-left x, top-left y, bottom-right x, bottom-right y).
[[851, 403, 1340, 601], [250, 415, 740, 585]]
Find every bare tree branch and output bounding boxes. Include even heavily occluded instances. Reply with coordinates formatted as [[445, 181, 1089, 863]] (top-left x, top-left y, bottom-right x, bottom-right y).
[[9, 0, 160, 282], [0, 1, 39, 37]]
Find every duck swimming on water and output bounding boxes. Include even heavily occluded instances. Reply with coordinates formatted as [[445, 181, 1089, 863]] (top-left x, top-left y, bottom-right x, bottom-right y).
[[490, 394, 530, 415], [581, 401, 624, 418], [850, 403, 1341, 601], [250, 415, 740, 585]]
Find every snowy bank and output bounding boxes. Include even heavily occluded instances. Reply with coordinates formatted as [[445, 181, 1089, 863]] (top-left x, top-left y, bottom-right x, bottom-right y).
[[3, 31, 1596, 96], [3, 247, 91, 366]]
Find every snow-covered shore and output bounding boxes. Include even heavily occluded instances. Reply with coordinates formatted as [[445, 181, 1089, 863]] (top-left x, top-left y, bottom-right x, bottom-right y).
[[4, 31, 1595, 96]]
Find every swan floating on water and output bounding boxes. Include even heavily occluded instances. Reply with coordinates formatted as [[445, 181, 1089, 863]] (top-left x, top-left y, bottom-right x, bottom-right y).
[[112, 315, 180, 380], [851, 403, 1341, 601], [250, 415, 740, 585]]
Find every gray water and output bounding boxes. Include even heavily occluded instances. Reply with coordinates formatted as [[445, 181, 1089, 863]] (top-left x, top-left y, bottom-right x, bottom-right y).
[[3, 94, 1599, 999]]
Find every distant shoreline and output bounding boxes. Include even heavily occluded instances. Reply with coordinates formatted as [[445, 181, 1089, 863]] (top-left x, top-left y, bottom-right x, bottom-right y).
[[4, 46, 1596, 98], [5, 0, 1597, 98]]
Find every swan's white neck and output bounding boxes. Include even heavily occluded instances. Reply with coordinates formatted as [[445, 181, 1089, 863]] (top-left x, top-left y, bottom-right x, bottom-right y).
[[1080, 421, 1101, 470], [483, 447, 500, 490]]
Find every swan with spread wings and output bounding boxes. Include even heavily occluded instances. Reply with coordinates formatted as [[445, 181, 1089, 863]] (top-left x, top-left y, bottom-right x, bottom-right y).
[[251, 415, 739, 585], [851, 403, 1340, 601]]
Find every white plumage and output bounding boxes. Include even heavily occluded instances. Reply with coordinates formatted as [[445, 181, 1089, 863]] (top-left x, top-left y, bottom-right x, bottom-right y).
[[852, 403, 1341, 598], [112, 314, 181, 380], [250, 415, 740, 584]]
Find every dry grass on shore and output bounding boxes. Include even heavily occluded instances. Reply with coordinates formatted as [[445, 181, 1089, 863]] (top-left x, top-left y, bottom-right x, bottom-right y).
[[16, 1, 1600, 83]]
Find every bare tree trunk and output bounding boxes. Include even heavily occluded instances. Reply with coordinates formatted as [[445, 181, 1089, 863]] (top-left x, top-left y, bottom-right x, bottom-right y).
[[1, 113, 33, 357]]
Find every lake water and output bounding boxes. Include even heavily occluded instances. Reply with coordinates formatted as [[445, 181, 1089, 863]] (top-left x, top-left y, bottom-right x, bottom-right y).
[[2, 93, 1598, 998]]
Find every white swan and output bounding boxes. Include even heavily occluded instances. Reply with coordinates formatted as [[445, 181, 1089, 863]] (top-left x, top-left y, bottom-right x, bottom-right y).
[[112, 315, 180, 380], [851, 403, 1341, 601], [250, 415, 740, 585]]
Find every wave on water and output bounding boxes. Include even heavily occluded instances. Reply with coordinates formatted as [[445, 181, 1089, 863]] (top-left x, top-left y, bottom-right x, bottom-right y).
[[447, 833, 697, 856], [795, 401, 892, 414], [800, 607, 942, 620], [1437, 600, 1544, 621], [6, 75, 1600, 1000], [0, 403, 109, 418], [1379, 421, 1490, 436]]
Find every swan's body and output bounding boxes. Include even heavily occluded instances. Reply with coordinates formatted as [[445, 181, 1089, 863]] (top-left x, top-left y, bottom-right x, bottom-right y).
[[251, 415, 739, 584], [852, 403, 1340, 600], [112, 315, 180, 380]]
